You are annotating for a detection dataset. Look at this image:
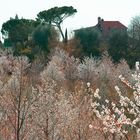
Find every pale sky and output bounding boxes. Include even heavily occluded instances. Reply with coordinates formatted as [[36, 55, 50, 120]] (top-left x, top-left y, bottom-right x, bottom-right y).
[[0, 0, 140, 39]]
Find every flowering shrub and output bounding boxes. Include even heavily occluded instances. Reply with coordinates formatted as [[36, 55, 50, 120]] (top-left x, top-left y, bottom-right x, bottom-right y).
[[0, 48, 138, 140], [78, 57, 99, 83], [90, 62, 140, 140]]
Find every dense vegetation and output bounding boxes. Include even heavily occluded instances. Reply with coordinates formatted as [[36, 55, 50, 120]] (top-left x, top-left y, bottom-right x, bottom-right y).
[[0, 6, 140, 140], [1, 11, 140, 68], [0, 48, 139, 140]]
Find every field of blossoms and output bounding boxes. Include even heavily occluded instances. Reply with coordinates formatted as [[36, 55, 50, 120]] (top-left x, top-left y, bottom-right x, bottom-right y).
[[0, 48, 139, 140]]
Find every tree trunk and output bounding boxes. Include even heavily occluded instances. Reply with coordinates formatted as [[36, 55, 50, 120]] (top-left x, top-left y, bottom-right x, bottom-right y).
[[57, 25, 65, 41], [112, 133, 115, 140]]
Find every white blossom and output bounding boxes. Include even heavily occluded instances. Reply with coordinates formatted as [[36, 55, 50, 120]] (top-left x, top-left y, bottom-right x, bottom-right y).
[[89, 124, 93, 129], [94, 88, 100, 99], [87, 82, 90, 87], [136, 61, 139, 71]]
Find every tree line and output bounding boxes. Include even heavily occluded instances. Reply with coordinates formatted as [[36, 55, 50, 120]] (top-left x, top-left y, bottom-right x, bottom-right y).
[[1, 6, 77, 60], [75, 16, 140, 68], [1, 6, 140, 68]]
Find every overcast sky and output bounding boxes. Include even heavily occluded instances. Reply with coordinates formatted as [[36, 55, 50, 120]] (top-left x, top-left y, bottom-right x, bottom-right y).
[[0, 0, 140, 39]]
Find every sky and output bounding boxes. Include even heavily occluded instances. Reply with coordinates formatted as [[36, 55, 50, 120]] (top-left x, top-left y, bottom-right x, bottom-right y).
[[0, 0, 140, 40]]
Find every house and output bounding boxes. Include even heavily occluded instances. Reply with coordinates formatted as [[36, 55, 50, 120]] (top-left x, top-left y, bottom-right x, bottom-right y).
[[96, 17, 127, 37], [75, 17, 127, 39]]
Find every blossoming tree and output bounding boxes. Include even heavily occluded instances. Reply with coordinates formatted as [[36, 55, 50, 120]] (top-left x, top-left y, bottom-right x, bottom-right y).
[[89, 62, 140, 140]]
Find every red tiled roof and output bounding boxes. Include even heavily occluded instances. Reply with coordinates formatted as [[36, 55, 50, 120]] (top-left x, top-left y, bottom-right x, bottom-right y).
[[74, 19, 127, 33], [102, 21, 127, 30]]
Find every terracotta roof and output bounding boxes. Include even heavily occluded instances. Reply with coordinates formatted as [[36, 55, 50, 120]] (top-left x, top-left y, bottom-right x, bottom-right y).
[[74, 19, 127, 33], [102, 21, 127, 30]]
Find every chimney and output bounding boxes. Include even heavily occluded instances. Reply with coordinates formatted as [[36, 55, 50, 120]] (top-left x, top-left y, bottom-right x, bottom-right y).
[[98, 17, 101, 24], [97, 17, 103, 32]]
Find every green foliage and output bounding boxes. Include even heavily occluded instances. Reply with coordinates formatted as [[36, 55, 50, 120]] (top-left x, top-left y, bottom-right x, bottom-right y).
[[128, 16, 140, 41], [33, 26, 51, 50], [37, 6, 77, 25], [127, 15, 140, 68], [3, 38, 12, 48], [75, 28, 101, 57], [32, 25, 52, 52], [1, 17, 41, 60], [108, 30, 128, 62], [37, 6, 77, 41], [1, 18, 39, 44], [126, 48, 140, 68]]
